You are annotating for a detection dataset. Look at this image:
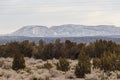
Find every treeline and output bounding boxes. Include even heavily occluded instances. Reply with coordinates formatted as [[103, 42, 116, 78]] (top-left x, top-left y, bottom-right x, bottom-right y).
[[0, 39, 120, 59], [0, 39, 120, 77]]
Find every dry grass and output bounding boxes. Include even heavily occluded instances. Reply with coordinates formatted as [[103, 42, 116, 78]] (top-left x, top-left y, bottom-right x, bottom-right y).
[[0, 57, 119, 80]]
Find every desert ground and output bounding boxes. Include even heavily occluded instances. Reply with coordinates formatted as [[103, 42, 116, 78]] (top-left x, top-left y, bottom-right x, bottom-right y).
[[0, 57, 120, 80]]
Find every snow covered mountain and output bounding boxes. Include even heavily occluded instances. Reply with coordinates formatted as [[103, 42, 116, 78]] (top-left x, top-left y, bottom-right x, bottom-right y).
[[10, 24, 120, 37], [11, 25, 54, 37]]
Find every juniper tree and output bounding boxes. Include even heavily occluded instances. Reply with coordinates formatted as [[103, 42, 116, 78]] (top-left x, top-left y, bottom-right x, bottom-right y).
[[75, 50, 91, 78], [100, 51, 120, 71], [12, 53, 25, 71], [56, 58, 70, 72]]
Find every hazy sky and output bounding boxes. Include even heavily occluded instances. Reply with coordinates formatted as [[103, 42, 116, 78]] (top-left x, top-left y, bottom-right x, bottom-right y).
[[0, 0, 120, 34]]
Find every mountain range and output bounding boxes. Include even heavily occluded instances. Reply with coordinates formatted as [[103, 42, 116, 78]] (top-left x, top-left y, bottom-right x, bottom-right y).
[[7, 24, 120, 37], [0, 24, 120, 44]]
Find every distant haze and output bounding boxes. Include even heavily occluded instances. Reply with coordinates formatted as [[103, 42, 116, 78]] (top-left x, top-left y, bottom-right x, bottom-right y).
[[0, 0, 120, 34]]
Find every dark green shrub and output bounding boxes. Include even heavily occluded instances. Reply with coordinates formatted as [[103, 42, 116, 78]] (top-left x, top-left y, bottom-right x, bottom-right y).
[[93, 58, 101, 68], [100, 51, 120, 71], [12, 53, 25, 71], [75, 50, 91, 78], [43, 62, 53, 70], [56, 58, 70, 72]]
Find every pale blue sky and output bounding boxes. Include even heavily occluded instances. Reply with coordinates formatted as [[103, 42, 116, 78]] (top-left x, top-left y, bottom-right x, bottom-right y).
[[0, 0, 120, 34]]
